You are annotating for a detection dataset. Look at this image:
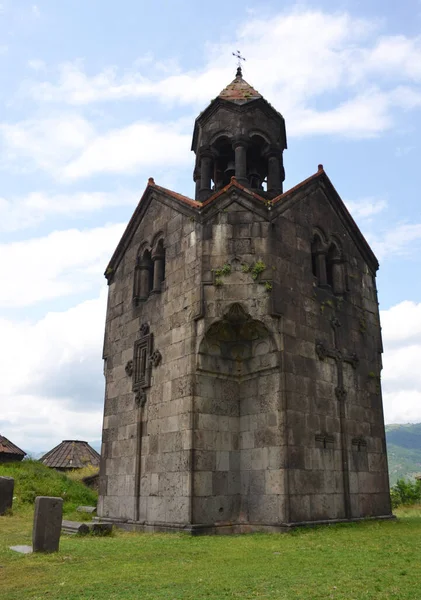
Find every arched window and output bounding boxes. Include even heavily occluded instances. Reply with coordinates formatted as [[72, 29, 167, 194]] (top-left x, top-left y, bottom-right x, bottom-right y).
[[247, 134, 268, 191], [213, 136, 235, 189]]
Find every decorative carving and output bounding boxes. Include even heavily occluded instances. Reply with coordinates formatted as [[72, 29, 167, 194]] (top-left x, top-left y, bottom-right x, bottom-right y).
[[335, 386, 347, 401], [224, 302, 251, 323], [349, 353, 359, 369], [315, 433, 334, 449], [315, 340, 327, 361], [331, 316, 341, 329], [135, 390, 147, 407], [125, 360, 133, 377], [149, 350, 162, 368], [139, 322, 150, 336], [352, 436, 367, 451]]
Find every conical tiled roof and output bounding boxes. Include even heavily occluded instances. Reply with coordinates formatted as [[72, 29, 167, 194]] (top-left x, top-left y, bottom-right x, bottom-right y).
[[40, 440, 100, 469], [0, 435, 26, 459], [218, 67, 262, 104]]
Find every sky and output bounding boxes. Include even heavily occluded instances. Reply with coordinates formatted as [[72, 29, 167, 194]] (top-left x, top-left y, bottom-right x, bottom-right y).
[[1, 0, 421, 453]]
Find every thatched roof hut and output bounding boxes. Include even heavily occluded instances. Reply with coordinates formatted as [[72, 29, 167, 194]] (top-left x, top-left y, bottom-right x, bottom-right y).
[[40, 440, 100, 470], [0, 435, 26, 463]]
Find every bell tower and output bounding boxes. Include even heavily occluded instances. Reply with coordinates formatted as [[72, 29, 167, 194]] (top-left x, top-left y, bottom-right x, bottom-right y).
[[192, 66, 287, 201]]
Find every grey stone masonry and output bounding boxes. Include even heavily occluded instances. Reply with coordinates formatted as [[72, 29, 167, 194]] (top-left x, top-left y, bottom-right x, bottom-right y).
[[97, 70, 393, 534], [32, 496, 63, 552], [0, 476, 14, 515]]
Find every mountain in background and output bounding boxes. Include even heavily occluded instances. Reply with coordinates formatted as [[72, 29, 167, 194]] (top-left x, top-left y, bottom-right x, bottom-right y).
[[386, 423, 421, 484]]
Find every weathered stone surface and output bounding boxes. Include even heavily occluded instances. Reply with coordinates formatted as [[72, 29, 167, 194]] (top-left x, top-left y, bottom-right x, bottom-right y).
[[97, 68, 392, 533], [0, 476, 14, 515], [32, 496, 63, 552], [62, 520, 112, 536]]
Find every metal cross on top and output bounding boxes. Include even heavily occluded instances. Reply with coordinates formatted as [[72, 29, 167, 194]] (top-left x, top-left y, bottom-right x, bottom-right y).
[[232, 50, 246, 76]]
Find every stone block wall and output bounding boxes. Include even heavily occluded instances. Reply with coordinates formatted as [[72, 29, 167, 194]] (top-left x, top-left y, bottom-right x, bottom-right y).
[[270, 184, 391, 522], [99, 180, 391, 531], [99, 194, 200, 524]]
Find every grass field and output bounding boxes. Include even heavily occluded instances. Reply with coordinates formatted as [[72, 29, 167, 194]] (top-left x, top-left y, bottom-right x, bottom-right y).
[[1, 505, 421, 600]]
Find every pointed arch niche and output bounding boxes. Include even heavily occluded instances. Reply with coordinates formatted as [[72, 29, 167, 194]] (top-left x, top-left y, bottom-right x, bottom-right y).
[[194, 303, 284, 526]]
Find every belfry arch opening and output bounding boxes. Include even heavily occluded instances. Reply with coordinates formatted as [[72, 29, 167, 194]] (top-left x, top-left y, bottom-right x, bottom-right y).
[[247, 134, 268, 191]]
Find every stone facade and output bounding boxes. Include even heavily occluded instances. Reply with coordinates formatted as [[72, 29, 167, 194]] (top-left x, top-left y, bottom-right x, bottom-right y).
[[97, 69, 392, 532]]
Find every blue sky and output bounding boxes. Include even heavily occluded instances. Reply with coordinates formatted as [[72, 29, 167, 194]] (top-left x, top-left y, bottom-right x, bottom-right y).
[[1, 0, 421, 451]]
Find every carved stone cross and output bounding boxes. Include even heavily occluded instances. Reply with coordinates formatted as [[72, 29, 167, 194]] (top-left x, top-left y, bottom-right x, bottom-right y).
[[315, 317, 359, 519], [125, 322, 162, 407]]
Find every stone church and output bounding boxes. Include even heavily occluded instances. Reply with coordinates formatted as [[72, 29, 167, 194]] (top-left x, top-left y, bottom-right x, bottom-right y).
[[97, 67, 392, 532]]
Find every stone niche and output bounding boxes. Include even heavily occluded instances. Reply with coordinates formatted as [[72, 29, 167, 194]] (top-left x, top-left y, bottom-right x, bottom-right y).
[[195, 303, 285, 526]]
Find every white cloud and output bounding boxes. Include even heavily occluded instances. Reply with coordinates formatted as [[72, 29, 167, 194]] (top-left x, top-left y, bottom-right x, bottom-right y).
[[27, 58, 46, 71], [0, 114, 191, 180], [63, 121, 192, 180], [19, 9, 421, 140], [344, 198, 388, 220], [0, 223, 124, 307], [0, 114, 94, 174], [0, 189, 136, 232], [381, 301, 421, 423], [3, 9, 421, 181], [0, 292, 107, 452], [370, 223, 421, 260], [288, 91, 392, 138]]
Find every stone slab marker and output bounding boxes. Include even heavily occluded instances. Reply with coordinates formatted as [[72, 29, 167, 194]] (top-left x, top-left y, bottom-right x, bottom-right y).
[[0, 476, 14, 515], [32, 496, 63, 552]]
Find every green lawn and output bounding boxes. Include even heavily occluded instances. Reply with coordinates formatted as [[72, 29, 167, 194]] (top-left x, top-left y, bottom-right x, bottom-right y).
[[1, 505, 421, 600]]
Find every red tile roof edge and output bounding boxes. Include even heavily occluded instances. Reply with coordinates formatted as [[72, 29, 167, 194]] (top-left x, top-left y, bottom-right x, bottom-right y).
[[146, 170, 324, 211], [272, 166, 324, 204], [201, 178, 267, 207], [151, 182, 201, 208]]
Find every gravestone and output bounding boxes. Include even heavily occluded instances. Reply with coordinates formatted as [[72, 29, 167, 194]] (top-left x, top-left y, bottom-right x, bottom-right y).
[[32, 496, 63, 552], [0, 476, 14, 515]]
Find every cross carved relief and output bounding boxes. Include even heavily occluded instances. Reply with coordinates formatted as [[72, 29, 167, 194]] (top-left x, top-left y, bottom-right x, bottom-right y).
[[315, 318, 359, 402], [125, 322, 161, 407], [315, 316, 359, 519]]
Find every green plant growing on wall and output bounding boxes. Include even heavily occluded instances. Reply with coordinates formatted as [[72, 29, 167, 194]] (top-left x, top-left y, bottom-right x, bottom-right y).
[[264, 281, 273, 292], [241, 263, 250, 273], [251, 260, 266, 280], [212, 263, 231, 286]]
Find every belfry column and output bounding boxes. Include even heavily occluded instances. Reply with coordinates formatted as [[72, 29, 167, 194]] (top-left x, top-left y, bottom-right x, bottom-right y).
[[266, 147, 282, 194], [199, 147, 213, 201], [193, 166, 201, 200], [233, 137, 248, 185]]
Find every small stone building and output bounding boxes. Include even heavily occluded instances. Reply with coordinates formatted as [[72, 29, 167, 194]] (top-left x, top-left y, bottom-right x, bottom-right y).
[[40, 440, 100, 471], [98, 67, 392, 532], [0, 435, 26, 463]]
